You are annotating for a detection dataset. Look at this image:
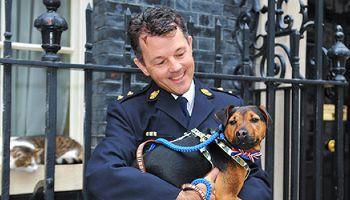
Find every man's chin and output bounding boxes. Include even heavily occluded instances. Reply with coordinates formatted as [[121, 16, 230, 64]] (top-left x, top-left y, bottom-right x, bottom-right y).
[[161, 79, 192, 94], [174, 84, 191, 94], [172, 89, 188, 96]]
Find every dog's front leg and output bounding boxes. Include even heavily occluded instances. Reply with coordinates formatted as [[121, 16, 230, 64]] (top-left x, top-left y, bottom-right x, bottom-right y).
[[214, 162, 246, 200]]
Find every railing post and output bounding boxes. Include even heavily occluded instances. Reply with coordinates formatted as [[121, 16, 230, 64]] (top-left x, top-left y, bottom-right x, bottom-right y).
[[122, 8, 132, 94], [241, 18, 251, 102], [214, 18, 222, 88], [290, 29, 301, 200], [187, 16, 194, 38], [283, 88, 291, 200], [265, 1, 276, 196], [314, 1, 325, 199], [187, 17, 195, 66], [327, 25, 350, 200], [1, 0, 13, 199], [34, 0, 68, 199], [83, 4, 93, 200]]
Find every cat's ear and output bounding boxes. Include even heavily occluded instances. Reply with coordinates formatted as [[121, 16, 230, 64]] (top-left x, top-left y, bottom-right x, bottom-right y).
[[15, 150, 24, 158], [34, 148, 43, 156]]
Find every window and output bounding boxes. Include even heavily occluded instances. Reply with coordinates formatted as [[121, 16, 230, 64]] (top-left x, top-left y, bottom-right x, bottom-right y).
[[0, 0, 91, 150], [0, 0, 91, 194]]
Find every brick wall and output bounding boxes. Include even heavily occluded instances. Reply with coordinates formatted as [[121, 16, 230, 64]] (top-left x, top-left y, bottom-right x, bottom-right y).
[[91, 0, 252, 145]]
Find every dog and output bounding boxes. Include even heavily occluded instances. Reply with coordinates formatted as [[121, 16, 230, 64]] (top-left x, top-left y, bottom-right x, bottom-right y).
[[136, 105, 270, 200]]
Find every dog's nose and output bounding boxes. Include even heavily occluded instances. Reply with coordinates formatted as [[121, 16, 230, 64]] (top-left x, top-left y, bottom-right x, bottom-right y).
[[236, 129, 248, 141]]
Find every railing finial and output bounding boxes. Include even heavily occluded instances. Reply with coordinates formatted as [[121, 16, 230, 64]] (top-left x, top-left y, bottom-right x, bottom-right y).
[[43, 0, 61, 11], [34, 0, 68, 61], [327, 25, 350, 82]]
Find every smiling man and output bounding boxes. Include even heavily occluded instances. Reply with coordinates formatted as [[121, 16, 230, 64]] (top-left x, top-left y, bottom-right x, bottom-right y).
[[134, 25, 194, 96], [86, 7, 271, 200]]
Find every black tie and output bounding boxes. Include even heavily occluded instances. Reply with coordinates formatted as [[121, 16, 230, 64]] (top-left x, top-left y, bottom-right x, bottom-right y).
[[177, 96, 190, 123]]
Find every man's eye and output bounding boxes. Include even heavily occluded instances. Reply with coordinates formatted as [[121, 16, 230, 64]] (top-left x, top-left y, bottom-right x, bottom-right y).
[[176, 53, 185, 58], [229, 120, 236, 125], [156, 60, 165, 65]]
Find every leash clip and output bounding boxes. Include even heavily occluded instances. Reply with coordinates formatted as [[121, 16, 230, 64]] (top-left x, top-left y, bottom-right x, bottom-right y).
[[190, 128, 211, 140], [200, 147, 214, 168], [191, 129, 215, 168]]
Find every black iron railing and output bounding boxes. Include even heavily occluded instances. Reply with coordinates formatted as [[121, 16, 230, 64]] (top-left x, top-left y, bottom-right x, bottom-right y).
[[1, 0, 12, 199]]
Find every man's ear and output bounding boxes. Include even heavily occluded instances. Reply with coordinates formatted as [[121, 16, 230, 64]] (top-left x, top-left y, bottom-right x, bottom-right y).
[[215, 105, 235, 125], [134, 58, 150, 76], [187, 35, 193, 48]]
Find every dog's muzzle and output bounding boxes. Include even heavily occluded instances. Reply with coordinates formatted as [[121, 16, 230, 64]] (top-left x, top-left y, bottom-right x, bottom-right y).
[[233, 129, 256, 151]]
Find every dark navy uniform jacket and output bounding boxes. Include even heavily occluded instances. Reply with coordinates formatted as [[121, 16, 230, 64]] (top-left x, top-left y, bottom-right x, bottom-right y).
[[86, 79, 272, 200]]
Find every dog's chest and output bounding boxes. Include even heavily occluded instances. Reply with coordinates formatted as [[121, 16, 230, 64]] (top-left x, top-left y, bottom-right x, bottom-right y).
[[143, 135, 230, 188]]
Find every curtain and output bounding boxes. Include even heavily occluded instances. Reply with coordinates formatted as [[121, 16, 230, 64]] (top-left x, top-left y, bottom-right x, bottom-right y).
[[11, 0, 71, 136]]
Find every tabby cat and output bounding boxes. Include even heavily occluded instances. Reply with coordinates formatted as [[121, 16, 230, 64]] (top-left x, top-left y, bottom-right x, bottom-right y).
[[10, 135, 83, 173]]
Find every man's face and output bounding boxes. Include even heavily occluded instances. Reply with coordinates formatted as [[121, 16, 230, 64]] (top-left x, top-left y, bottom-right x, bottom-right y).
[[134, 28, 195, 95]]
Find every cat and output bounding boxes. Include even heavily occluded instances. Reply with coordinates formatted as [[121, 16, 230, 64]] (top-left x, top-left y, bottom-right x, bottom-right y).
[[10, 135, 83, 173]]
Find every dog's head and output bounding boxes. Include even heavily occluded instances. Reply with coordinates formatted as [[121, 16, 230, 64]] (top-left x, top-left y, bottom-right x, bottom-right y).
[[215, 105, 270, 151]]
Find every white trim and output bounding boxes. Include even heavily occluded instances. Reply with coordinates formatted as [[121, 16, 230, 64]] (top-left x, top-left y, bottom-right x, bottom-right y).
[[0, 42, 73, 54], [68, 0, 93, 145]]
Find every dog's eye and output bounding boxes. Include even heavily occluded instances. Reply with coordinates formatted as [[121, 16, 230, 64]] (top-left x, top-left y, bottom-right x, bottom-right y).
[[251, 118, 259, 123], [229, 120, 237, 125]]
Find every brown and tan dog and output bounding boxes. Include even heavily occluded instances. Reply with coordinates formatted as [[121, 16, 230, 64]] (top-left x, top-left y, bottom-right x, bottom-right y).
[[214, 105, 269, 200], [137, 105, 270, 200]]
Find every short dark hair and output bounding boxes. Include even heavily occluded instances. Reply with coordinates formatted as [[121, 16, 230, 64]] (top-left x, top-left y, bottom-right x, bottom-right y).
[[128, 7, 188, 63]]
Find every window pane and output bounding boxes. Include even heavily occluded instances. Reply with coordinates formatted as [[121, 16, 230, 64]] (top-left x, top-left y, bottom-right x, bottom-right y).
[[11, 50, 70, 136], [10, 0, 71, 47]]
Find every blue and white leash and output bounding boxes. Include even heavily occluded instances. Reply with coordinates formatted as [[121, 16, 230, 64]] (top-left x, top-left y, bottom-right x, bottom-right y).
[[149, 130, 220, 153], [191, 178, 213, 200]]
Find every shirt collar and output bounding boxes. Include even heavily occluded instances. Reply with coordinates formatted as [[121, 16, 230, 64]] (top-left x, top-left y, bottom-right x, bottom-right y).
[[171, 80, 195, 115]]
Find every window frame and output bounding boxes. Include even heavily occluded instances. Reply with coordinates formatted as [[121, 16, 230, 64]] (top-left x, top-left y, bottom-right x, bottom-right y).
[[0, 0, 91, 144]]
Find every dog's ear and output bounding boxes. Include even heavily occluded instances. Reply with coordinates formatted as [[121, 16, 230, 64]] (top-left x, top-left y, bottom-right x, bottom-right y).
[[215, 105, 235, 125], [258, 105, 272, 124]]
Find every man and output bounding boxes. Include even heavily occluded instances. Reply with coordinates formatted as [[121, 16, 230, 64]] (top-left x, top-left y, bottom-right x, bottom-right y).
[[86, 7, 271, 200]]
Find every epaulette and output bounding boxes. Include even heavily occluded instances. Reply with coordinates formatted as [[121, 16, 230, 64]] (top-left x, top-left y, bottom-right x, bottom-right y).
[[199, 88, 214, 99], [211, 87, 237, 96], [148, 89, 160, 101], [116, 84, 151, 103]]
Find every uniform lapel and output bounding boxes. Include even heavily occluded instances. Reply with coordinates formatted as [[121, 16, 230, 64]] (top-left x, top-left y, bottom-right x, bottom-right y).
[[149, 80, 215, 130], [153, 87, 189, 129], [188, 80, 214, 129]]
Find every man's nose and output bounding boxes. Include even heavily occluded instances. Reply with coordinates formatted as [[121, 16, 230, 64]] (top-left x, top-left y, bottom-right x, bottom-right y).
[[168, 57, 182, 72]]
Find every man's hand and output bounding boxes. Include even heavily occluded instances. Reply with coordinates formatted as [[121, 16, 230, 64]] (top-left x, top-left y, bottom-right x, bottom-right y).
[[177, 168, 219, 200]]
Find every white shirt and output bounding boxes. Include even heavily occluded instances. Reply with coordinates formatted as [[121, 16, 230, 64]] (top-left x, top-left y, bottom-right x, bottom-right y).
[[171, 80, 195, 116]]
